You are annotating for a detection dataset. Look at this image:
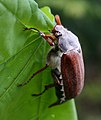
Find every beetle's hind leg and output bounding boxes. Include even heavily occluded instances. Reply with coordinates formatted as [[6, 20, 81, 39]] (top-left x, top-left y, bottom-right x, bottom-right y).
[[32, 83, 55, 96], [49, 99, 66, 108], [48, 100, 61, 108]]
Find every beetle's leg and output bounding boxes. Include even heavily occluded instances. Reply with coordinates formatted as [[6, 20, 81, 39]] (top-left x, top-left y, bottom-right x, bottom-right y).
[[43, 34, 56, 42], [49, 100, 61, 108], [17, 64, 49, 87], [32, 83, 55, 96], [43, 34, 56, 46], [24, 27, 56, 46]]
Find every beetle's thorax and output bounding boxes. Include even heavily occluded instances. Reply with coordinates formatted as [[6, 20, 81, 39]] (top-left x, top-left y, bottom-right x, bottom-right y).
[[54, 25, 81, 53], [46, 46, 63, 70]]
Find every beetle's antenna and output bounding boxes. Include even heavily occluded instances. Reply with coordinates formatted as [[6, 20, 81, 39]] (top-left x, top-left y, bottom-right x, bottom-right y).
[[55, 15, 61, 25]]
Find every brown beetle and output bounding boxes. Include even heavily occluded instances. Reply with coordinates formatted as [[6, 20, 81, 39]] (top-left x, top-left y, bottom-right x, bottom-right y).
[[18, 15, 84, 107]]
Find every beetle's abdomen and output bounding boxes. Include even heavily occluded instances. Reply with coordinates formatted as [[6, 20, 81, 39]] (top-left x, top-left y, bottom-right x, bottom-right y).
[[61, 51, 84, 99]]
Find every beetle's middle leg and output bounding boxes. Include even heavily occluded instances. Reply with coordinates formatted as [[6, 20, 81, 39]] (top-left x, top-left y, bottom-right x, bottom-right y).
[[17, 64, 49, 87]]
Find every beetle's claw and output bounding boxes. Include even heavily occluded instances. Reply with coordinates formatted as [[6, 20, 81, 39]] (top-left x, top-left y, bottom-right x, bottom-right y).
[[32, 93, 41, 96], [23, 27, 33, 31], [17, 83, 22, 87], [48, 100, 61, 108]]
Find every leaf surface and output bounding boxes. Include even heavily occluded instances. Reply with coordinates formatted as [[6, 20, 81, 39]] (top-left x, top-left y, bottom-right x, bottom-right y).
[[0, 0, 77, 120]]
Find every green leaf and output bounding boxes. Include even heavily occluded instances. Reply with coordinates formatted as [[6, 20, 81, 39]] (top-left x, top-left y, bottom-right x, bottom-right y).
[[0, 0, 77, 120]]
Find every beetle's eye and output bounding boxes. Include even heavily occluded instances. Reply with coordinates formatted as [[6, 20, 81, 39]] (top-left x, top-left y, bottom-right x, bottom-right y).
[[55, 31, 62, 38]]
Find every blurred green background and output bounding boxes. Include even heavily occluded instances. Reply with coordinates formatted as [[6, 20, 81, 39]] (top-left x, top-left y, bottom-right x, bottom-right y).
[[36, 0, 101, 120]]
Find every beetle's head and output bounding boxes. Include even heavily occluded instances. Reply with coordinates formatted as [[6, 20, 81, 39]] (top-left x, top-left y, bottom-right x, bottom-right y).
[[52, 15, 81, 53], [52, 15, 66, 38], [52, 26, 62, 38], [53, 25, 66, 38]]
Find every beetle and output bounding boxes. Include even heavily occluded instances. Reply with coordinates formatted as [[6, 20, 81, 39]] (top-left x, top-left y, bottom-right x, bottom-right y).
[[18, 15, 84, 107]]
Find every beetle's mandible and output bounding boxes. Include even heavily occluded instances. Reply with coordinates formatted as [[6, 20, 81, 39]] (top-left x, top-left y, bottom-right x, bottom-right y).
[[18, 15, 85, 107]]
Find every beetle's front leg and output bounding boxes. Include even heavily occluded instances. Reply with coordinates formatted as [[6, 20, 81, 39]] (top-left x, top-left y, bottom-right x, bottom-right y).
[[42, 34, 56, 46], [24, 27, 56, 46]]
